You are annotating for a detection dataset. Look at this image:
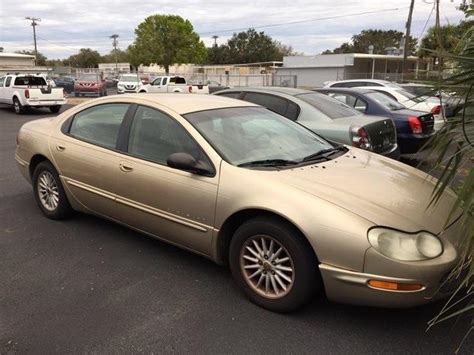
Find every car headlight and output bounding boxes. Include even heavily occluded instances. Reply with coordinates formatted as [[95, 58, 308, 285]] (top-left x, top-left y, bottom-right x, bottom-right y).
[[368, 228, 443, 261]]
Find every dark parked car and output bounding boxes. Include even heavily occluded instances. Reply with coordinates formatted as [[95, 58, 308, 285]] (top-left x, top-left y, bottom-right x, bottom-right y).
[[215, 87, 399, 159], [316, 88, 436, 154], [53, 76, 75, 94]]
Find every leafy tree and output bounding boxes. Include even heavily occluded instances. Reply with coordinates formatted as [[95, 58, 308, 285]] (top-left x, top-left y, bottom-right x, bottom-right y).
[[100, 49, 130, 64], [15, 50, 47, 66], [66, 48, 101, 68], [418, 20, 474, 70], [323, 29, 417, 55], [226, 29, 284, 63], [129, 14, 206, 73], [422, 8, 473, 352]]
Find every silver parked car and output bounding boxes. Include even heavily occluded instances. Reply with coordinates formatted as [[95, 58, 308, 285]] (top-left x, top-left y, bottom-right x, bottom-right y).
[[214, 87, 399, 159]]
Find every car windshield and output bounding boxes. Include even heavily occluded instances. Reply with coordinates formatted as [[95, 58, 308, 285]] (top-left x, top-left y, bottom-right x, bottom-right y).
[[296, 93, 361, 118], [78, 74, 99, 81], [185, 106, 335, 167], [366, 92, 405, 111], [120, 75, 140, 81]]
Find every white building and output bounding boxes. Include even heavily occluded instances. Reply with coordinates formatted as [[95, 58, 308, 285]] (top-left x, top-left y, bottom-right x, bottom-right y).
[[0, 52, 50, 75], [276, 53, 429, 88]]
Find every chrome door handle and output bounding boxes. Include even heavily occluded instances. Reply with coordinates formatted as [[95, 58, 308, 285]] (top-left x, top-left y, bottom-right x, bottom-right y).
[[56, 144, 66, 151], [119, 163, 133, 172]]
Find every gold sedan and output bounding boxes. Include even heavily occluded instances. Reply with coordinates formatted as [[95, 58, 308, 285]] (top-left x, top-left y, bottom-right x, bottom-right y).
[[15, 94, 463, 312]]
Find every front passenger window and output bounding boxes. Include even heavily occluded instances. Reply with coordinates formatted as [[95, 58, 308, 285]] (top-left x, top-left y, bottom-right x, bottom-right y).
[[128, 106, 208, 166], [69, 104, 129, 149]]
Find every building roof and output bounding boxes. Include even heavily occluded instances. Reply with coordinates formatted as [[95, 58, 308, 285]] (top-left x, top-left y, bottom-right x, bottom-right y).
[[0, 52, 35, 59]]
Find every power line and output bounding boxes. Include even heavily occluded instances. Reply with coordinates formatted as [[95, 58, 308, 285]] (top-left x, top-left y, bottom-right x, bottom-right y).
[[418, 2, 435, 39], [198, 7, 410, 35]]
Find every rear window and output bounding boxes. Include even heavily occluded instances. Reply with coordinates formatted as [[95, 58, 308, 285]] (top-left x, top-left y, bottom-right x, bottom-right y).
[[395, 89, 425, 103], [14, 76, 47, 86], [169, 77, 186, 84], [296, 93, 361, 119], [366, 92, 405, 111]]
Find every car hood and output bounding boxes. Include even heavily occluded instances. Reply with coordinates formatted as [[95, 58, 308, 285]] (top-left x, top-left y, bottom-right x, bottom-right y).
[[75, 80, 98, 84], [119, 81, 142, 85], [274, 149, 459, 234]]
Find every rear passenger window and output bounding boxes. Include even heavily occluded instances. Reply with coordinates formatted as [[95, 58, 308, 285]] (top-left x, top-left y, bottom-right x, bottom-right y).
[[243, 92, 288, 118], [5, 77, 12, 87], [69, 104, 129, 149], [285, 102, 300, 121]]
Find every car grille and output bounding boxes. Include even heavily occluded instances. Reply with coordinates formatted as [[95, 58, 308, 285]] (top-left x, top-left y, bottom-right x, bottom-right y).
[[419, 113, 435, 134], [364, 119, 397, 154], [125, 85, 136, 90]]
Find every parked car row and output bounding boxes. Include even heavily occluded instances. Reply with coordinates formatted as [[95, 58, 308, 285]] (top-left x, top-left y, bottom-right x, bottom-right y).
[[16, 93, 465, 312], [214, 87, 436, 156]]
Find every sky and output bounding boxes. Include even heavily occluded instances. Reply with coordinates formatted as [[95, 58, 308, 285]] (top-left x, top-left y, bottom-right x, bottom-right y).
[[0, 0, 467, 60]]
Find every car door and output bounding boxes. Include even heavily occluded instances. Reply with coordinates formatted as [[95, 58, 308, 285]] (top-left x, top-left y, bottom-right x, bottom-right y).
[[114, 105, 219, 255], [147, 77, 162, 93], [2, 76, 13, 103], [0, 76, 6, 103], [50, 103, 132, 219]]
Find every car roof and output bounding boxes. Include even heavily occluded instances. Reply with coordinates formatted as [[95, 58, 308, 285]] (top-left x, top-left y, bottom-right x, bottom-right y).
[[316, 87, 379, 94], [107, 93, 259, 114], [329, 79, 393, 84], [219, 86, 314, 96]]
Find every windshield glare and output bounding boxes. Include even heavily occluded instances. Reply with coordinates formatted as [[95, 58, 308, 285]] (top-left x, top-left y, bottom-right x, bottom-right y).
[[366, 92, 405, 111], [79, 74, 99, 81], [185, 107, 334, 166], [121, 75, 140, 81], [297, 93, 361, 118]]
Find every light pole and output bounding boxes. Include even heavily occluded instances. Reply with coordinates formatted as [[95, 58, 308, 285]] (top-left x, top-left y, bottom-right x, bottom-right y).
[[25, 16, 41, 65], [110, 34, 119, 74]]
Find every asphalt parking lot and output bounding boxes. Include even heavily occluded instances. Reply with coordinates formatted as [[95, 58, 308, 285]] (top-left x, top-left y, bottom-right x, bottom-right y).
[[0, 104, 472, 354]]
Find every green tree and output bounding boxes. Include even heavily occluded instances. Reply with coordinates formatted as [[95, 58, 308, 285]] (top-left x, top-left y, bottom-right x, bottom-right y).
[[324, 29, 417, 55], [418, 20, 474, 70], [15, 50, 47, 66], [422, 9, 473, 352], [66, 48, 101, 68], [100, 49, 130, 64], [225, 29, 286, 64], [129, 14, 206, 73]]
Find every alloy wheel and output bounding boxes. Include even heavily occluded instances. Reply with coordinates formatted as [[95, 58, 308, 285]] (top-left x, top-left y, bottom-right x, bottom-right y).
[[240, 235, 295, 299], [37, 171, 59, 211]]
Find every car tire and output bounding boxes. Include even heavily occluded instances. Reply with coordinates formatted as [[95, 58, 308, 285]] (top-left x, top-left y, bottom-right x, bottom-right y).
[[33, 161, 74, 220], [229, 217, 320, 312], [49, 105, 61, 113], [13, 97, 25, 114]]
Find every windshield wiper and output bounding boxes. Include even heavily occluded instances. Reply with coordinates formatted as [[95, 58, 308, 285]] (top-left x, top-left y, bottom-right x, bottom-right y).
[[302, 146, 348, 162], [238, 159, 299, 168]]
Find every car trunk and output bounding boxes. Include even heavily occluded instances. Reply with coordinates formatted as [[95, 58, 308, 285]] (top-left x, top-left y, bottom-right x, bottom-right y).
[[418, 112, 435, 133], [363, 118, 397, 154]]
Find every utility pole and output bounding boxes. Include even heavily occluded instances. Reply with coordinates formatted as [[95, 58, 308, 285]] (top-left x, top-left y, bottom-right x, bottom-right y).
[[400, 0, 415, 83], [25, 17, 41, 65], [110, 34, 119, 74]]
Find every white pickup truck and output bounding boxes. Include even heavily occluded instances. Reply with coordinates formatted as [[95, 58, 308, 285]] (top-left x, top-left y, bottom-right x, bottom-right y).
[[143, 76, 209, 94], [0, 74, 67, 114]]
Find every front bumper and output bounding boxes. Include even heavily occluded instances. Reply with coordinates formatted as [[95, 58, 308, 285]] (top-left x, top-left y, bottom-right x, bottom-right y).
[[319, 220, 462, 308]]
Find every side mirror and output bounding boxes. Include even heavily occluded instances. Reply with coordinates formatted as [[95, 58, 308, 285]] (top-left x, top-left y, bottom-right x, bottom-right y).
[[167, 152, 213, 176]]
